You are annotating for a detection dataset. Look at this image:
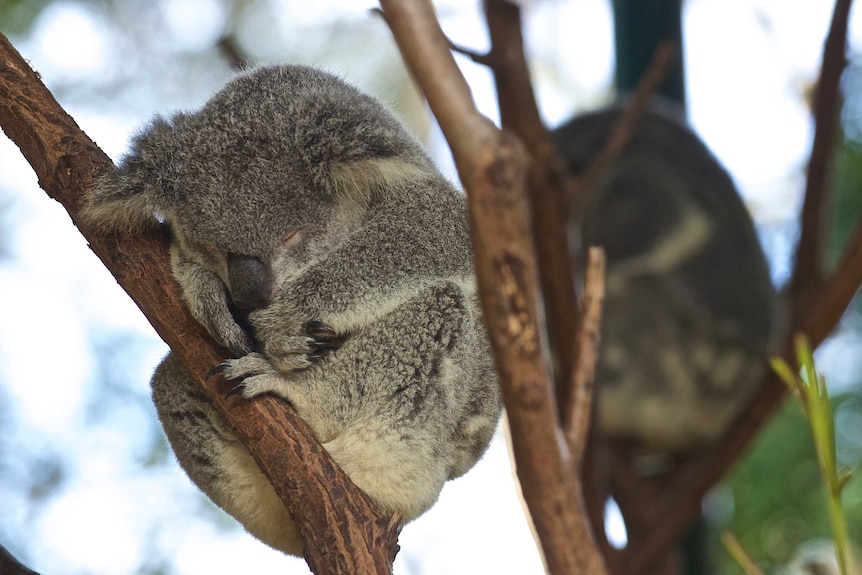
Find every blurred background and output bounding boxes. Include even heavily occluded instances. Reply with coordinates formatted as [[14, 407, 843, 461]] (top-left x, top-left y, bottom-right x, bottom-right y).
[[0, 0, 860, 573]]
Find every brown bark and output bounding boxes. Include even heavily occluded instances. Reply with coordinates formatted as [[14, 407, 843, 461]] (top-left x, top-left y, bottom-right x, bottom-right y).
[[564, 247, 605, 470], [0, 33, 397, 575], [379, 1, 608, 573], [0, 544, 39, 575], [790, 0, 854, 309], [482, 0, 581, 414]]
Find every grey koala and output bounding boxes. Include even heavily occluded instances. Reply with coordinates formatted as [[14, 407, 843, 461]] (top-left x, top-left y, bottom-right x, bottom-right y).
[[554, 107, 775, 452], [85, 65, 502, 555]]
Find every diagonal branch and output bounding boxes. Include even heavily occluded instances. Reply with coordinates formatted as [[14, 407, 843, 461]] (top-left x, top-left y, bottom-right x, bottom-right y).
[[800, 214, 862, 343], [0, 544, 38, 575], [379, 1, 608, 573], [569, 42, 676, 209], [790, 0, 853, 309], [0, 33, 396, 575]]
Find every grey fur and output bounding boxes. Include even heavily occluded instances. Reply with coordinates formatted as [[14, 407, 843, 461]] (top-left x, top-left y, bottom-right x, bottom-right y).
[[554, 107, 775, 452], [86, 65, 502, 555]]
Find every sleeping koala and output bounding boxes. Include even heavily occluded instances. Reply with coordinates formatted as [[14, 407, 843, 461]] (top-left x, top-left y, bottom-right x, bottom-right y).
[[554, 107, 775, 453], [85, 65, 502, 555]]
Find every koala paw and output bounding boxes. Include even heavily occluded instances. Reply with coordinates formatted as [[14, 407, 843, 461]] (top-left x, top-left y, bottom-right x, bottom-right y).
[[210, 353, 286, 400], [264, 320, 345, 374]]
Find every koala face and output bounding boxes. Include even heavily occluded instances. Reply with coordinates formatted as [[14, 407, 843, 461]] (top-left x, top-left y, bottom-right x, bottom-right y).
[[158, 132, 339, 312]]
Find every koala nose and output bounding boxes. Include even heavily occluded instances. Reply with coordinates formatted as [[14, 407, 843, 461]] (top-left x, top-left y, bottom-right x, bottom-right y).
[[227, 253, 273, 310]]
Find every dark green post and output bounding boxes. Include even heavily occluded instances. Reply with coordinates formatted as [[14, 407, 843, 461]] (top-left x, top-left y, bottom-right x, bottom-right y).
[[612, 0, 686, 111]]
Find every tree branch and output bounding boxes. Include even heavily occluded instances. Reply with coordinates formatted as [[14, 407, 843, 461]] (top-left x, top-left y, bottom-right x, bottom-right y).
[[0, 544, 38, 575], [790, 0, 853, 309], [483, 0, 582, 414], [380, 1, 608, 573], [564, 247, 605, 470], [800, 214, 862, 343], [0, 33, 397, 575], [568, 42, 676, 209]]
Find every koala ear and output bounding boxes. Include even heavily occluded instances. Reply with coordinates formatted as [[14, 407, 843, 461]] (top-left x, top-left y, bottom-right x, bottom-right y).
[[83, 115, 185, 232], [330, 158, 432, 204]]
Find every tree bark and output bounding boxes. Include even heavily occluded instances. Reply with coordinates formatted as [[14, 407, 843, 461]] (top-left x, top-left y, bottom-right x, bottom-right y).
[[379, 2, 609, 573]]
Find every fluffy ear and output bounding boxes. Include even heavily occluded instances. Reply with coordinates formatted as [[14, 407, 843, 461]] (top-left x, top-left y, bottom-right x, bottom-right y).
[[83, 115, 184, 233], [330, 158, 433, 204]]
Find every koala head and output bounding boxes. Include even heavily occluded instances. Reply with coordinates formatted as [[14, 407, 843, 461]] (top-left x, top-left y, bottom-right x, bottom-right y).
[[85, 65, 433, 343]]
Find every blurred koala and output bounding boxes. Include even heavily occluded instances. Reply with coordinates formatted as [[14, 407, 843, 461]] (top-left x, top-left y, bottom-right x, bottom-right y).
[[85, 65, 502, 555], [554, 107, 775, 453]]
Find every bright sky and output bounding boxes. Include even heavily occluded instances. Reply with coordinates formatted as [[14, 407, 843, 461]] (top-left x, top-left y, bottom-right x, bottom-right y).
[[1, 1, 861, 574]]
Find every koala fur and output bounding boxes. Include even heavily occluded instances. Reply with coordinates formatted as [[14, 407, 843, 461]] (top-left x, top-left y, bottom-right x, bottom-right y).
[[554, 107, 775, 452], [86, 65, 502, 555]]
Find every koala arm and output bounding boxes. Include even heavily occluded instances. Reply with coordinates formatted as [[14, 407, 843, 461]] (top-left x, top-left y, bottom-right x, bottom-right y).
[[170, 246, 253, 356], [304, 180, 471, 324], [250, 177, 475, 367]]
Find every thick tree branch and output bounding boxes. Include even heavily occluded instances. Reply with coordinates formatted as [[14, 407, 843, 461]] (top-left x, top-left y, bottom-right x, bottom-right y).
[[380, 1, 608, 573], [483, 0, 581, 415], [0, 33, 396, 575]]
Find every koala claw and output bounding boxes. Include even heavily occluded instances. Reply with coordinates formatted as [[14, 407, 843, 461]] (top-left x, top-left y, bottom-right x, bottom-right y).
[[210, 353, 285, 399], [303, 320, 337, 341], [226, 382, 246, 397], [206, 362, 230, 381], [263, 321, 344, 374], [303, 320, 345, 353]]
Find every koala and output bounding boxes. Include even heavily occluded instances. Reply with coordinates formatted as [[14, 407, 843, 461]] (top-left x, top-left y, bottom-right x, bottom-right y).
[[85, 65, 502, 556], [553, 107, 775, 453]]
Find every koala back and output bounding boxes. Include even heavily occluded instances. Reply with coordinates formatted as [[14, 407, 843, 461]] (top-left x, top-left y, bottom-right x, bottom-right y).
[[554, 107, 776, 451]]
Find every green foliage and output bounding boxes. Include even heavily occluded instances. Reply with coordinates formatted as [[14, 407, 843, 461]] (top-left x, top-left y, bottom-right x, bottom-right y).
[[773, 337, 854, 574], [711, 340, 861, 574]]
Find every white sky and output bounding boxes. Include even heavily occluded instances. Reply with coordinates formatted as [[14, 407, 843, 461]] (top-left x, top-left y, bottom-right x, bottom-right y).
[[1, 1, 861, 574]]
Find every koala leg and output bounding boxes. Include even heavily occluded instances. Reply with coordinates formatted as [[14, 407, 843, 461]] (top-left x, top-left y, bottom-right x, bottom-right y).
[[151, 353, 303, 556]]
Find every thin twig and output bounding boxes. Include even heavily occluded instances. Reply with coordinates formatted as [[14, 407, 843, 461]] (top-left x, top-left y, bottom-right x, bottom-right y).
[[564, 247, 605, 469], [790, 0, 853, 309], [569, 41, 677, 208], [721, 532, 767, 575], [447, 39, 492, 66], [568, 41, 677, 569]]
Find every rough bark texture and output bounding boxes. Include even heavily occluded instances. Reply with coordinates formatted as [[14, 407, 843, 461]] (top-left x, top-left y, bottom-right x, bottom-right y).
[[0, 32, 397, 575], [380, 2, 609, 573]]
